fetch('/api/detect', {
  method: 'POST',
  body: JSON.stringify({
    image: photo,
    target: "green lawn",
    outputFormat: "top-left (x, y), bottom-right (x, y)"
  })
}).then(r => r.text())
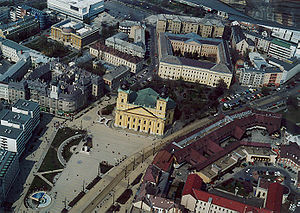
top-left (38, 147), bottom-right (64, 172)
top-left (43, 172), bottom-right (60, 184)
top-left (52, 127), bottom-right (86, 149)
top-left (39, 127), bottom-right (86, 172)
top-left (62, 136), bottom-right (84, 162)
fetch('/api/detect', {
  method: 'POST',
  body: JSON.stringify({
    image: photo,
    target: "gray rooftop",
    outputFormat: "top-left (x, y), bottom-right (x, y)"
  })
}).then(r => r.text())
top-left (0, 37), bottom-right (30, 52)
top-left (0, 125), bottom-right (23, 140)
top-left (1, 110), bottom-right (31, 126)
top-left (232, 25), bottom-right (246, 44)
top-left (103, 65), bottom-right (130, 82)
top-left (0, 57), bottom-right (31, 82)
top-left (269, 57), bottom-right (300, 71)
top-left (13, 99), bottom-right (39, 112)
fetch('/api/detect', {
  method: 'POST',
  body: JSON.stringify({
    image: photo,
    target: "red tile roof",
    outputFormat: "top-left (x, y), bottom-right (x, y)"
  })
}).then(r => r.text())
top-left (182, 174), bottom-right (203, 196)
top-left (265, 182), bottom-right (283, 213)
top-left (192, 189), bottom-right (272, 213)
top-left (143, 165), bottom-right (161, 184)
top-left (153, 150), bottom-right (173, 172)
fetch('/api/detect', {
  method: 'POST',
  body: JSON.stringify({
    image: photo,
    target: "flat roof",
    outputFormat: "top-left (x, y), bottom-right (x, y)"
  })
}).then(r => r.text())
top-left (0, 124), bottom-right (23, 140)
top-left (2, 110), bottom-right (31, 126)
top-left (13, 99), bottom-right (39, 112)
top-left (271, 38), bottom-right (291, 49)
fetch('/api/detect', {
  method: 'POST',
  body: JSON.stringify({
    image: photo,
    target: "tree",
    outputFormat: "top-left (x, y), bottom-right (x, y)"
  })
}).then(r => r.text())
top-left (287, 95), bottom-right (298, 109)
top-left (215, 79), bottom-right (228, 97)
top-left (261, 86), bottom-right (271, 96)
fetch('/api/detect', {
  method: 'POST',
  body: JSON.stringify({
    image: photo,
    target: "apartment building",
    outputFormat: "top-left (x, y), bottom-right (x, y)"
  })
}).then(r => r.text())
top-left (15, 4), bottom-right (49, 29)
top-left (0, 100), bottom-right (39, 155)
top-left (90, 42), bottom-right (143, 73)
top-left (244, 30), bottom-right (272, 53)
top-left (119, 20), bottom-right (141, 34)
top-left (0, 37), bottom-right (51, 65)
top-left (181, 174), bottom-right (281, 213)
top-left (105, 32), bottom-right (145, 58)
top-left (231, 25), bottom-right (255, 55)
top-left (103, 65), bottom-right (131, 91)
top-left (239, 68), bottom-right (265, 87)
top-left (51, 19), bottom-right (100, 49)
top-left (156, 14), bottom-right (225, 38)
top-left (114, 82), bottom-right (176, 136)
top-left (0, 16), bottom-right (40, 40)
top-left (262, 67), bottom-right (283, 87)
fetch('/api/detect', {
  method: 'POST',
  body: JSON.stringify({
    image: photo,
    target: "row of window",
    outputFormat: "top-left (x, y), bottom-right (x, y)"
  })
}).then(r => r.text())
top-left (118, 121), bottom-right (161, 134)
top-left (119, 115), bottom-right (161, 127)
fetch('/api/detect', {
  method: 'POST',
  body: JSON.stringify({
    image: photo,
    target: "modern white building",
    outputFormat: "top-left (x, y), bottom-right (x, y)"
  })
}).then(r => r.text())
top-left (47, 0), bottom-right (104, 21)
top-left (268, 38), bottom-right (297, 61)
top-left (0, 100), bottom-right (39, 155)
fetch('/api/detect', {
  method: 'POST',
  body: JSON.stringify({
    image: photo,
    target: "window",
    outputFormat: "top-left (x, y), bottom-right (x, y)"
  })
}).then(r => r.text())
top-left (144, 121), bottom-right (146, 124)
top-left (128, 117), bottom-right (130, 121)
top-left (160, 106), bottom-right (162, 110)
top-left (121, 99), bottom-right (124, 103)
top-left (157, 123), bottom-right (160, 127)
top-left (133, 118), bottom-right (135, 122)
top-left (120, 115), bottom-right (122, 119)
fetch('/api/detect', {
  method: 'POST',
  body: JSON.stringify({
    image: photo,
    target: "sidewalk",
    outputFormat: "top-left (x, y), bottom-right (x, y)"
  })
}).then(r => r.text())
top-left (95, 156), bottom-right (154, 213)
top-left (10, 117), bottom-right (64, 212)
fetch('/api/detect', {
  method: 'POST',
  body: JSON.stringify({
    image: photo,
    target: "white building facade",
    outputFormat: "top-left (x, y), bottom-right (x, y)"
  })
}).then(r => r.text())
top-left (47, 0), bottom-right (104, 20)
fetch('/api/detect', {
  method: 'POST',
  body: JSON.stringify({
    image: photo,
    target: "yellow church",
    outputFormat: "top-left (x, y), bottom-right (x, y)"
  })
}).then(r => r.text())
top-left (114, 81), bottom-right (176, 136)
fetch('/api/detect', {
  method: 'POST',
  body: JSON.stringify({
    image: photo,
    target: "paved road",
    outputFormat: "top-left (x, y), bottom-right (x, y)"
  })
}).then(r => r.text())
top-left (234, 165), bottom-right (300, 196)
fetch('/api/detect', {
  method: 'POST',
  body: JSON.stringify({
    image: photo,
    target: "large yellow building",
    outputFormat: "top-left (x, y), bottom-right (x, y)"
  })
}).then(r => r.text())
top-left (156, 14), bottom-right (225, 38)
top-left (114, 82), bottom-right (176, 136)
top-left (158, 32), bottom-right (233, 88)
top-left (51, 19), bottom-right (99, 49)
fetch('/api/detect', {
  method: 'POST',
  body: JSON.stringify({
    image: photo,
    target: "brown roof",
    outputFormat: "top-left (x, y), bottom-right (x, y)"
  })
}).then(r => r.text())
top-left (280, 143), bottom-right (300, 165)
top-left (265, 182), bottom-right (283, 213)
top-left (90, 42), bottom-right (143, 64)
top-left (153, 150), bottom-right (173, 172)
top-left (182, 174), bottom-right (203, 196)
top-left (143, 165), bottom-right (161, 184)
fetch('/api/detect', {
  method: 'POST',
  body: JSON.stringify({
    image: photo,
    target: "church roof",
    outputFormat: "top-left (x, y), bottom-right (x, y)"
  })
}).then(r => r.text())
top-left (128, 88), bottom-right (176, 109)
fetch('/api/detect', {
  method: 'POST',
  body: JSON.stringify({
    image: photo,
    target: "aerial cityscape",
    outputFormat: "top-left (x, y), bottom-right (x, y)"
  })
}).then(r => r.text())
top-left (0, 0), bottom-right (299, 212)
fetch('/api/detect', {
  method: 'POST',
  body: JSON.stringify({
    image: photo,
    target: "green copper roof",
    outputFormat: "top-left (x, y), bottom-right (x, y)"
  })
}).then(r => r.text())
top-left (271, 38), bottom-right (291, 49)
top-left (128, 88), bottom-right (176, 109)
